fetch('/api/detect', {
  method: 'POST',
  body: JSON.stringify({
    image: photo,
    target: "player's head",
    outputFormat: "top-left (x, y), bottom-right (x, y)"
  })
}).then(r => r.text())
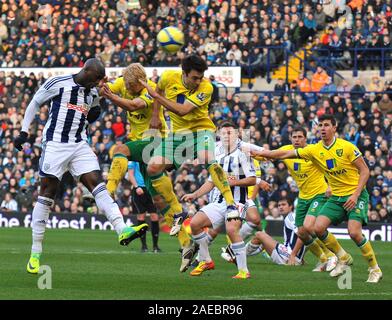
top-left (218, 120), bottom-right (238, 149)
top-left (181, 55), bottom-right (208, 90)
top-left (123, 63), bottom-right (147, 94)
top-left (318, 114), bottom-right (337, 141)
top-left (278, 198), bottom-right (293, 216)
top-left (79, 58), bottom-right (105, 89)
top-left (290, 126), bottom-right (307, 149)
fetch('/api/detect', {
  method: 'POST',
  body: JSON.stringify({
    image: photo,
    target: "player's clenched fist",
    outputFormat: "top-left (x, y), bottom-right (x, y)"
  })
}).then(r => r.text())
top-left (14, 131), bottom-right (28, 151)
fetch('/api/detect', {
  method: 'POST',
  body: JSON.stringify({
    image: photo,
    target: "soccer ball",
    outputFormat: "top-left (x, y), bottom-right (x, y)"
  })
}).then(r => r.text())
top-left (157, 26), bottom-right (184, 53)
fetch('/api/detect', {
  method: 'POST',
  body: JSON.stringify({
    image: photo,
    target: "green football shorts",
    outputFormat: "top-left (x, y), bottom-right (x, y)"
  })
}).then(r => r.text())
top-left (318, 189), bottom-right (369, 226)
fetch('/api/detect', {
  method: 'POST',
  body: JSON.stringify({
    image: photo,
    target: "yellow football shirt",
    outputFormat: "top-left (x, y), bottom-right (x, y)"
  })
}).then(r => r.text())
top-left (279, 145), bottom-right (328, 200)
top-left (296, 138), bottom-right (363, 196)
top-left (107, 77), bottom-right (168, 141)
top-left (157, 70), bottom-right (216, 133)
top-left (248, 159), bottom-right (261, 197)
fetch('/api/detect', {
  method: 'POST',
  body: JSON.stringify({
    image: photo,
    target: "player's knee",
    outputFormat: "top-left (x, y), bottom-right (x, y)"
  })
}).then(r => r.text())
top-left (190, 217), bottom-right (202, 234)
top-left (247, 212), bottom-right (260, 226)
top-left (313, 223), bottom-right (325, 238)
top-left (150, 213), bottom-right (159, 221)
top-left (147, 162), bottom-right (164, 176)
top-left (303, 222), bottom-right (314, 235)
top-left (113, 144), bottom-right (129, 157)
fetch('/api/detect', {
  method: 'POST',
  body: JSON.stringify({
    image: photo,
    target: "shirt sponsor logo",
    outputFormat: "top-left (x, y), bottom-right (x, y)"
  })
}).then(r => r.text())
top-left (67, 103), bottom-right (89, 116)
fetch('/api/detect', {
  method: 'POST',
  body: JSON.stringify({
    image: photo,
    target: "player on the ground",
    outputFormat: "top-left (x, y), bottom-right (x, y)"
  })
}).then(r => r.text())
top-left (98, 63), bottom-right (195, 271)
top-left (247, 198), bottom-right (306, 266)
top-left (244, 126), bottom-right (337, 271)
top-left (249, 114), bottom-right (382, 283)
top-left (128, 161), bottom-right (161, 253)
top-left (14, 59), bottom-right (148, 274)
top-left (139, 55), bottom-right (239, 237)
top-left (181, 120), bottom-right (256, 279)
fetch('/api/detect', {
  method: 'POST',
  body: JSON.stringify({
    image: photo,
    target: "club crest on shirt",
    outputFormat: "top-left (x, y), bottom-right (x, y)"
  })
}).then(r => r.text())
top-left (197, 92), bottom-right (207, 101)
top-left (336, 149), bottom-right (343, 157)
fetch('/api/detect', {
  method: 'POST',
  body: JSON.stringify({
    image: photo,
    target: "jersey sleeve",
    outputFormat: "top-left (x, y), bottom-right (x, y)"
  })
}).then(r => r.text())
top-left (186, 81), bottom-right (213, 108)
top-left (21, 77), bottom-right (63, 132)
top-left (34, 77), bottom-right (63, 105)
top-left (346, 142), bottom-right (362, 162)
top-left (157, 71), bottom-right (170, 91)
top-left (128, 161), bottom-right (135, 170)
top-left (107, 77), bottom-right (123, 95)
top-left (138, 81), bottom-right (156, 108)
top-left (239, 152), bottom-right (256, 177)
top-left (296, 144), bottom-right (315, 161)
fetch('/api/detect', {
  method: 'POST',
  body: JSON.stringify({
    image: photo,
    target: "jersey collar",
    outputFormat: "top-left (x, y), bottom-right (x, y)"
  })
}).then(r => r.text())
top-left (322, 137), bottom-right (336, 150)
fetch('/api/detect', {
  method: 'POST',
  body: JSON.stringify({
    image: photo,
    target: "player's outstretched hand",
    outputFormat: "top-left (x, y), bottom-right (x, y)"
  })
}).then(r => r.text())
top-left (97, 76), bottom-right (108, 88)
top-left (181, 193), bottom-right (197, 202)
top-left (287, 254), bottom-right (297, 266)
top-left (258, 180), bottom-right (272, 192)
top-left (139, 79), bottom-right (159, 98)
top-left (99, 83), bottom-right (113, 99)
top-left (14, 131), bottom-right (28, 151)
top-left (343, 194), bottom-right (358, 211)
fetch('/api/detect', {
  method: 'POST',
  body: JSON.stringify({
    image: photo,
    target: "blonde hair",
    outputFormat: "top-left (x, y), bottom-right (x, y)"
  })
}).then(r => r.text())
top-left (123, 63), bottom-right (147, 91)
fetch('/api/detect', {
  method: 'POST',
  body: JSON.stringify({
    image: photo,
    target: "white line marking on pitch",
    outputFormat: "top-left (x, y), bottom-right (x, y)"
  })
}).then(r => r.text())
top-left (209, 292), bottom-right (392, 299)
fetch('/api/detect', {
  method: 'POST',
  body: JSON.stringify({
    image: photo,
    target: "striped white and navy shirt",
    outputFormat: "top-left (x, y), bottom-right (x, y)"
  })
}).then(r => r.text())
top-left (208, 141), bottom-right (256, 204)
top-left (283, 212), bottom-right (306, 260)
top-left (24, 75), bottom-right (99, 143)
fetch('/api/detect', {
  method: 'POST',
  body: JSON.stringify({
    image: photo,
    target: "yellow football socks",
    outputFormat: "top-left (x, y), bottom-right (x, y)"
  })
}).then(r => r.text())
top-left (207, 163), bottom-right (235, 205)
top-left (107, 154), bottom-right (129, 196)
top-left (306, 238), bottom-right (328, 263)
top-left (358, 238), bottom-right (379, 269)
top-left (320, 231), bottom-right (348, 259)
top-left (151, 174), bottom-right (183, 214)
top-left (315, 238), bottom-right (336, 259)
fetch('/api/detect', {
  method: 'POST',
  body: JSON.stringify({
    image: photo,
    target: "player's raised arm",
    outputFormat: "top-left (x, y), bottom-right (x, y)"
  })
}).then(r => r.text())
top-left (15, 78), bottom-right (61, 151)
top-left (139, 79), bottom-right (196, 116)
top-left (99, 83), bottom-right (146, 112)
top-left (247, 147), bottom-right (298, 160)
top-left (181, 181), bottom-right (215, 202)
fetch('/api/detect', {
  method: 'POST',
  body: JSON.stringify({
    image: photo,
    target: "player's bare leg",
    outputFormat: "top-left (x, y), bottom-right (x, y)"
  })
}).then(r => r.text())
top-left (147, 156), bottom-right (187, 236)
top-left (348, 220), bottom-right (382, 283)
top-left (189, 212), bottom-right (215, 276)
top-left (226, 218), bottom-right (249, 279)
top-left (27, 177), bottom-right (58, 274)
top-left (81, 170), bottom-right (148, 245)
top-left (314, 215), bottom-right (353, 277)
top-left (302, 216), bottom-right (337, 272)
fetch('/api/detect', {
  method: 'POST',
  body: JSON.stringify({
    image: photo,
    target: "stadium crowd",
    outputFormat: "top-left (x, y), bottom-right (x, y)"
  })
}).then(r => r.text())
top-left (0, 0), bottom-right (391, 223)
top-left (0, 69), bottom-right (391, 222)
top-left (2, 0), bottom-right (390, 72)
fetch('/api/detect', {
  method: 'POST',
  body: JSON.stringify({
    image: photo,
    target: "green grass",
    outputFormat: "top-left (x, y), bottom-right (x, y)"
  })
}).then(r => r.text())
top-left (0, 227), bottom-right (391, 300)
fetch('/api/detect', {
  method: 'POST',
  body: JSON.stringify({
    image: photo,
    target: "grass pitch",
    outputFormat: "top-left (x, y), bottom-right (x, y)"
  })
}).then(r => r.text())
top-left (1, 227), bottom-right (391, 300)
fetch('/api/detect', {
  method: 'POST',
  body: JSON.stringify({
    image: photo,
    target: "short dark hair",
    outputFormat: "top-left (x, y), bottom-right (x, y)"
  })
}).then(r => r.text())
top-left (218, 120), bottom-right (237, 129)
top-left (318, 114), bottom-right (337, 126)
top-left (278, 197), bottom-right (293, 206)
top-left (182, 55), bottom-right (208, 74)
top-left (290, 126), bottom-right (307, 137)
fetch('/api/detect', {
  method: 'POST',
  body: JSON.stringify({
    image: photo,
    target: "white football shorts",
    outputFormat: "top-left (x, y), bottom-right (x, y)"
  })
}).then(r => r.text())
top-left (39, 141), bottom-right (100, 180)
top-left (200, 200), bottom-right (248, 230)
top-left (270, 243), bottom-right (302, 265)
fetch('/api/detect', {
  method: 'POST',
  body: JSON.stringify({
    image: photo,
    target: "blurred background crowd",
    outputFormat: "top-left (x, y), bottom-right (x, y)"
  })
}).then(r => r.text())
top-left (0, 0), bottom-right (391, 223)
